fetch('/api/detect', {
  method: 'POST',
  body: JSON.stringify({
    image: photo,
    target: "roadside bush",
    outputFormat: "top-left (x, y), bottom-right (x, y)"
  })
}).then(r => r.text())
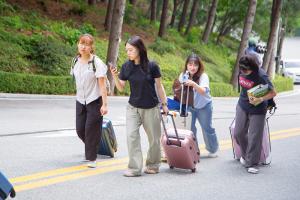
top-left (28, 35), bottom-right (74, 75)
top-left (0, 40), bottom-right (30, 72)
top-left (0, 71), bottom-right (75, 94)
top-left (273, 75), bottom-right (294, 93)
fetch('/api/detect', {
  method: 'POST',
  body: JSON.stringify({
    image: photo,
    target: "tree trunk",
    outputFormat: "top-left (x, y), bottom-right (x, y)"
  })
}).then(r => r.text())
top-left (184, 0), bottom-right (199, 35)
top-left (87, 0), bottom-right (96, 5)
top-left (170, 0), bottom-right (180, 27)
top-left (150, 0), bottom-right (157, 22)
top-left (275, 25), bottom-right (285, 74)
top-left (104, 0), bottom-right (115, 31)
top-left (106, 0), bottom-right (126, 95)
top-left (178, 0), bottom-right (190, 32)
top-left (129, 0), bottom-right (137, 5)
top-left (230, 0), bottom-right (257, 88)
top-left (158, 0), bottom-right (169, 37)
top-left (202, 0), bottom-right (218, 43)
top-left (262, 0), bottom-right (282, 72)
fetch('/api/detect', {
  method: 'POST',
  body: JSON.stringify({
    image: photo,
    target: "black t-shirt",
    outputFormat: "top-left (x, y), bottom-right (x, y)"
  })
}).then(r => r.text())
top-left (238, 68), bottom-right (274, 114)
top-left (119, 60), bottom-right (161, 109)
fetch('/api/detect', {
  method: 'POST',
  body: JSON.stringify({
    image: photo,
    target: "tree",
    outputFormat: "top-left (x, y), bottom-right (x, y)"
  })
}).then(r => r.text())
top-left (87, 0), bottom-right (96, 5)
top-left (106, 0), bottom-right (126, 95)
top-left (158, 0), bottom-right (169, 37)
top-left (202, 0), bottom-right (218, 43)
top-left (184, 0), bottom-right (199, 35)
top-left (178, 0), bottom-right (190, 32)
top-left (170, 0), bottom-right (181, 27)
top-left (230, 0), bottom-right (257, 88)
top-left (215, 0), bottom-right (248, 45)
top-left (104, 0), bottom-right (115, 31)
top-left (275, 25), bottom-right (285, 74)
top-left (150, 0), bottom-right (157, 22)
top-left (262, 0), bottom-right (283, 78)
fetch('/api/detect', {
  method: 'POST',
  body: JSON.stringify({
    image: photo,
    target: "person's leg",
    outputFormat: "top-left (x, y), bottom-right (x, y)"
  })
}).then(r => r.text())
top-left (197, 102), bottom-right (219, 154)
top-left (189, 107), bottom-right (198, 145)
top-left (245, 114), bottom-right (265, 167)
top-left (126, 104), bottom-right (143, 175)
top-left (76, 101), bottom-right (86, 143)
top-left (234, 104), bottom-right (249, 160)
top-left (85, 98), bottom-right (102, 162)
top-left (141, 106), bottom-right (161, 173)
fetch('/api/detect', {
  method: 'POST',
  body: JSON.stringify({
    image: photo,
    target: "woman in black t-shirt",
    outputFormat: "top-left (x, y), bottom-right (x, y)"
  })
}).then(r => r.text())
top-left (110, 35), bottom-right (169, 177)
top-left (234, 54), bottom-right (276, 174)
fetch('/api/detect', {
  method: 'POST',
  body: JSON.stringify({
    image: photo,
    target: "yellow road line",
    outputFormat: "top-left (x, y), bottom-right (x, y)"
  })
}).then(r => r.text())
top-left (14, 163), bottom-right (127, 192)
top-left (11, 157), bottom-right (128, 184)
top-left (9, 127), bottom-right (300, 192)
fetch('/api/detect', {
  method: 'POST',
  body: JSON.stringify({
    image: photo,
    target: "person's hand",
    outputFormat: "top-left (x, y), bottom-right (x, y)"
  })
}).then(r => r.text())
top-left (162, 105), bottom-right (169, 116)
top-left (184, 80), bottom-right (195, 87)
top-left (100, 105), bottom-right (108, 116)
top-left (110, 65), bottom-right (118, 77)
top-left (249, 96), bottom-right (264, 105)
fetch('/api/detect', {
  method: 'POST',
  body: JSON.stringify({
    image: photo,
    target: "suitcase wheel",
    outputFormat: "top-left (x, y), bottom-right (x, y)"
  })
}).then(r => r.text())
top-left (191, 168), bottom-right (196, 173)
top-left (170, 166), bottom-right (174, 169)
top-left (10, 188), bottom-right (16, 198)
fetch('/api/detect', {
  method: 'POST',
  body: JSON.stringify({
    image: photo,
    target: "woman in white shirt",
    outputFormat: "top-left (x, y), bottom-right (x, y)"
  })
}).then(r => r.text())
top-left (181, 53), bottom-right (219, 158)
top-left (71, 34), bottom-right (108, 168)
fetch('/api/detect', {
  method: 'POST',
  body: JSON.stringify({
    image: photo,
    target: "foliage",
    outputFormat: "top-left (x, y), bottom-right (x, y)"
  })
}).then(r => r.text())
top-left (273, 75), bottom-right (294, 93)
top-left (27, 35), bottom-right (74, 75)
top-left (149, 38), bottom-right (176, 55)
top-left (0, 71), bottom-right (75, 94)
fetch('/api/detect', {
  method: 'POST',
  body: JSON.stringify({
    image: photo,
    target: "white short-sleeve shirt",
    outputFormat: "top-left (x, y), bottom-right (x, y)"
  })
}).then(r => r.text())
top-left (71, 55), bottom-right (107, 105)
top-left (193, 73), bottom-right (212, 109)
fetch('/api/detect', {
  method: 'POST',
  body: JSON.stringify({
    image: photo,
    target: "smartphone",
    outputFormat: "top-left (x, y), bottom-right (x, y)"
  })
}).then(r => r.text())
top-left (108, 62), bottom-right (115, 69)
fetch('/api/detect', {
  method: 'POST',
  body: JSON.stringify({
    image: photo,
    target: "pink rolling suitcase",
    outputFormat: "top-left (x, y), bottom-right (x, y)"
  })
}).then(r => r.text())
top-left (161, 113), bottom-right (200, 172)
top-left (229, 118), bottom-right (271, 165)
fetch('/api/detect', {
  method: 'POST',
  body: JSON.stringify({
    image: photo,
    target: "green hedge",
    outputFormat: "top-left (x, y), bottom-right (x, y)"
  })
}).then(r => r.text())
top-left (0, 71), bottom-right (75, 94)
top-left (0, 71), bottom-right (293, 96)
top-left (273, 76), bottom-right (294, 93)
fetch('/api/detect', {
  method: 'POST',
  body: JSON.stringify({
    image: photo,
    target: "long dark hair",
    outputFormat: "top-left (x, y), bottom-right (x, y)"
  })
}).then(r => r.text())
top-left (183, 53), bottom-right (204, 82)
top-left (126, 35), bottom-right (149, 72)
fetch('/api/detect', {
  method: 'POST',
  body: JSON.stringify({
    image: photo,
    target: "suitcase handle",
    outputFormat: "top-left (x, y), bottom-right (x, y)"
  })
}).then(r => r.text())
top-left (160, 112), bottom-right (181, 146)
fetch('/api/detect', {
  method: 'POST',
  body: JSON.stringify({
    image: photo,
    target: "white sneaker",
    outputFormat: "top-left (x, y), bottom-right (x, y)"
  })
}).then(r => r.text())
top-left (87, 161), bottom-right (97, 168)
top-left (247, 167), bottom-right (259, 174)
top-left (240, 157), bottom-right (246, 166)
top-left (207, 152), bottom-right (218, 158)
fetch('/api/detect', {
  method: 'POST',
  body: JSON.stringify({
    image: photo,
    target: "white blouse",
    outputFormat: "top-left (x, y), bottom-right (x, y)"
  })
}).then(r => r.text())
top-left (71, 55), bottom-right (107, 105)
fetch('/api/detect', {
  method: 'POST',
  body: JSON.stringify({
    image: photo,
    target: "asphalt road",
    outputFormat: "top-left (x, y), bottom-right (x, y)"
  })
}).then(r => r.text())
top-left (0, 85), bottom-right (300, 200)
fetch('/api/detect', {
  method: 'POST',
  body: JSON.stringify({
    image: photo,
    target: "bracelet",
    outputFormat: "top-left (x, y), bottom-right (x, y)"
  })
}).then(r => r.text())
top-left (161, 102), bottom-right (168, 106)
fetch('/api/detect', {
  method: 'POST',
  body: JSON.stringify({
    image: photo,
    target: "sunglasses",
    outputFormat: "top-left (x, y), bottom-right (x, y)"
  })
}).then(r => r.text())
top-left (239, 64), bottom-right (251, 71)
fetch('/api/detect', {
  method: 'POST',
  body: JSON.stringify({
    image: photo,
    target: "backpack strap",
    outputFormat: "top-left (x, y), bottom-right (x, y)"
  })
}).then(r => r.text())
top-left (88, 55), bottom-right (96, 72)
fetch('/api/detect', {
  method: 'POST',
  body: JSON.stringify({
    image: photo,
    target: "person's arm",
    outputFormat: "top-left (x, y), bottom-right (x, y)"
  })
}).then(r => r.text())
top-left (110, 66), bottom-right (126, 92)
top-left (185, 74), bottom-right (209, 96)
top-left (155, 77), bottom-right (169, 114)
top-left (98, 77), bottom-right (108, 115)
top-left (249, 89), bottom-right (277, 105)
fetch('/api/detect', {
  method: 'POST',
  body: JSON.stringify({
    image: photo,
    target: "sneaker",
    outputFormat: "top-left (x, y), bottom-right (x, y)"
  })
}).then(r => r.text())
top-left (240, 157), bottom-right (246, 166)
top-left (207, 152), bottom-right (218, 158)
top-left (161, 156), bottom-right (168, 163)
top-left (87, 161), bottom-right (97, 168)
top-left (247, 167), bottom-right (259, 174)
top-left (123, 170), bottom-right (141, 177)
top-left (144, 167), bottom-right (159, 174)
top-left (80, 159), bottom-right (90, 163)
